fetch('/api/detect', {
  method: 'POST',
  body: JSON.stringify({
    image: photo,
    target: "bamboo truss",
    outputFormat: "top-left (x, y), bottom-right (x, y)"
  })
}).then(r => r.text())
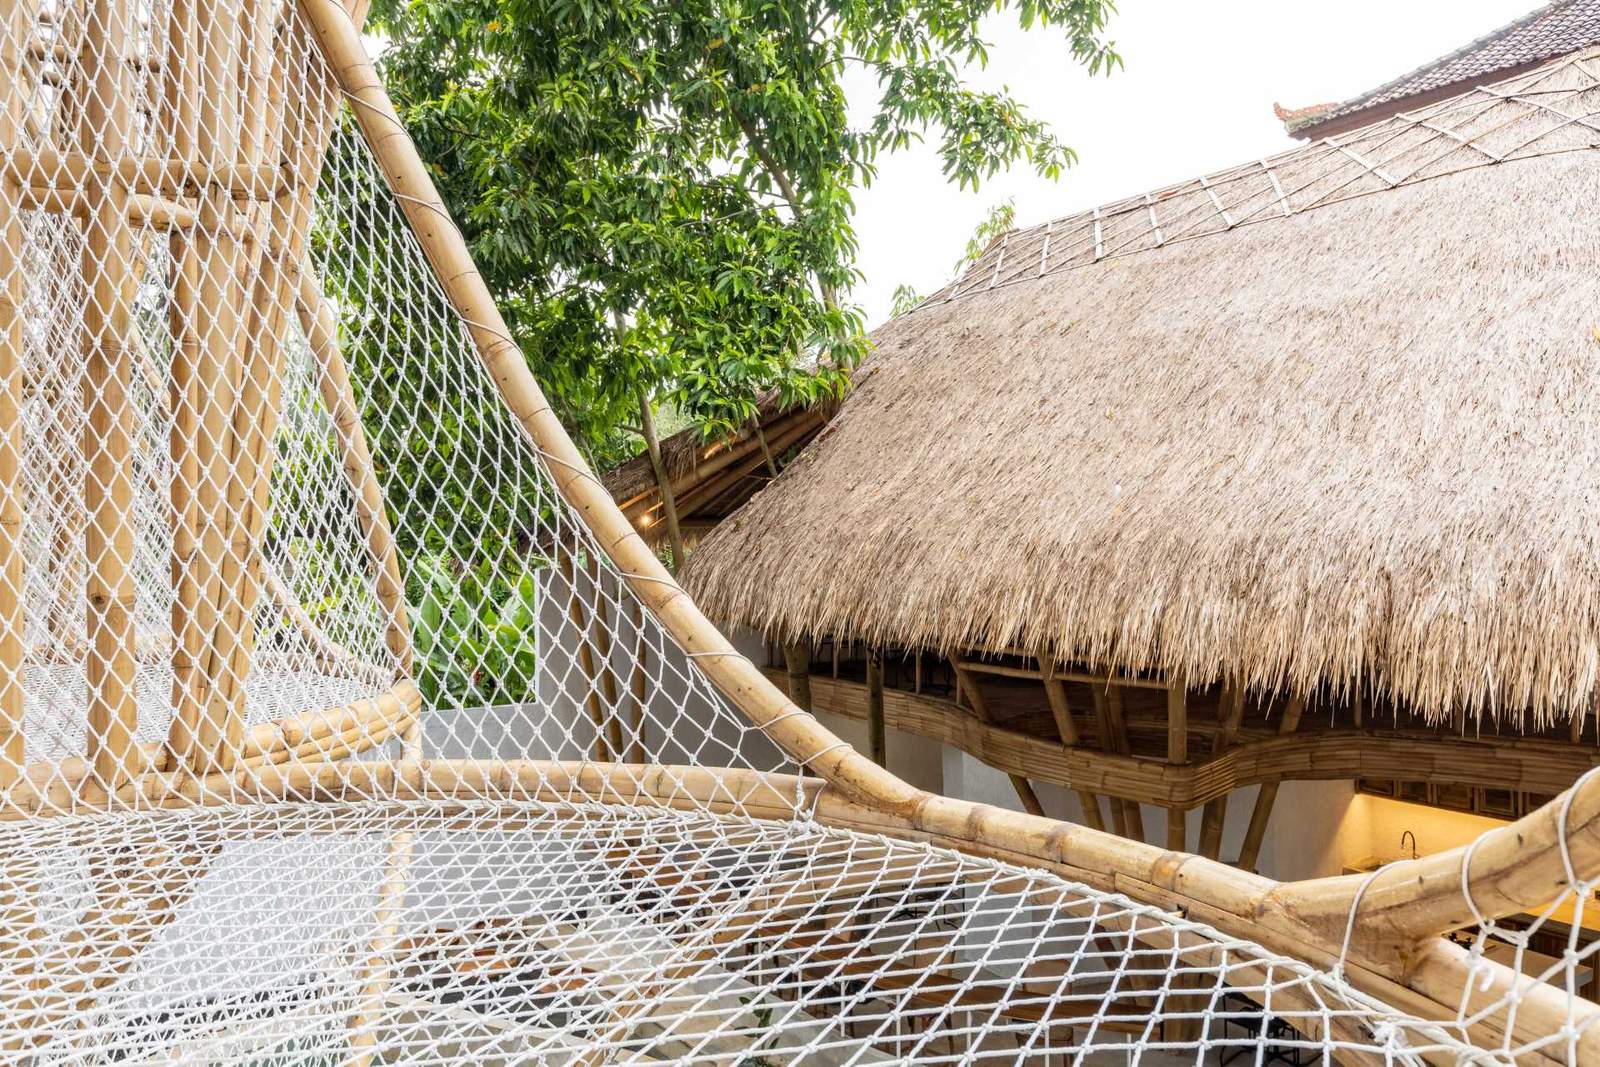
top-left (0, 1), bottom-right (1596, 1062)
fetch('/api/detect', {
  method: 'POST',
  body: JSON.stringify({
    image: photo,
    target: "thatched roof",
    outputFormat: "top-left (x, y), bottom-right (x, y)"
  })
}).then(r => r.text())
top-left (683, 48), bottom-right (1600, 726)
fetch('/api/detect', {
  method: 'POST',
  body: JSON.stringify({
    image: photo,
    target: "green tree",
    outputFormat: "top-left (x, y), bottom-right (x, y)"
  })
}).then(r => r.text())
top-left (368, 0), bottom-right (1119, 565)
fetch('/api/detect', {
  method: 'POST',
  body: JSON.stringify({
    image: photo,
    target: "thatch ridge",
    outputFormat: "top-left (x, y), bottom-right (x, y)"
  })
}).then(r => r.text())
top-left (921, 47), bottom-right (1600, 310)
top-left (683, 48), bottom-right (1600, 726)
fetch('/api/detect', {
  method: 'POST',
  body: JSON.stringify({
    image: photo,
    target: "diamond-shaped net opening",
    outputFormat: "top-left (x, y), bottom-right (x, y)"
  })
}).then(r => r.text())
top-left (0, 1), bottom-right (1596, 1064)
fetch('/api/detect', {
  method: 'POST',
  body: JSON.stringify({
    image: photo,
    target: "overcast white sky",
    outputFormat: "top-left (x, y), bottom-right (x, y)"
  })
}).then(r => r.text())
top-left (846, 0), bottom-right (1537, 326)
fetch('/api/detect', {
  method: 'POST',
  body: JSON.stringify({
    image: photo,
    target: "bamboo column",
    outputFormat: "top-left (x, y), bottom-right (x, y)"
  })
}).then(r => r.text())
top-left (1039, 659), bottom-right (1104, 832)
top-left (783, 640), bottom-right (811, 712)
top-left (79, 0), bottom-right (142, 790)
top-left (1198, 684), bottom-right (1245, 860)
top-left (628, 601), bottom-right (649, 763)
top-left (174, 0), bottom-right (248, 771)
top-left (1237, 694), bottom-right (1306, 872)
top-left (561, 553), bottom-right (613, 761)
top-left (587, 553), bottom-right (624, 759)
top-left (1093, 684), bottom-right (1143, 840)
top-left (866, 648), bottom-right (885, 767)
top-left (1165, 675), bottom-right (1187, 852)
top-left (0, 0), bottom-right (33, 787)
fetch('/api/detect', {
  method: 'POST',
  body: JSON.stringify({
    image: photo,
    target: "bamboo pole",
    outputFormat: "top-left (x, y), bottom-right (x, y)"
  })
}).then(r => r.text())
top-left (293, 268), bottom-right (411, 671)
top-left (628, 601), bottom-right (648, 763)
top-left (560, 554), bottom-right (612, 762)
top-left (289, 17), bottom-right (1596, 1051)
top-left (164, 223), bottom-right (204, 766)
top-left (587, 553), bottom-right (624, 760)
top-left (1237, 695), bottom-right (1305, 872)
top-left (1165, 673), bottom-right (1187, 851)
top-left (1039, 659), bottom-right (1105, 832)
top-left (0, 0), bottom-right (33, 787)
top-left (79, 0), bottom-right (142, 790)
top-left (782, 640), bottom-right (811, 712)
top-left (1198, 683), bottom-right (1244, 860)
top-left (866, 648), bottom-right (885, 767)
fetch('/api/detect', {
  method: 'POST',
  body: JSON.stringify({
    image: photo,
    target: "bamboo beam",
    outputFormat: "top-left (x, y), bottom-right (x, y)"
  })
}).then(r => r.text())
top-left (0, 0), bottom-right (32, 787)
top-left (866, 648), bottom-right (885, 767)
top-left (1040, 659), bottom-right (1105, 832)
top-left (3, 148), bottom-right (288, 199)
top-left (959, 657), bottom-right (1169, 691)
top-left (294, 269), bottom-right (412, 673)
top-left (79, 0), bottom-right (142, 790)
top-left (1198, 683), bottom-right (1245, 860)
top-left (1237, 695), bottom-right (1306, 872)
top-left (954, 664), bottom-right (1044, 817)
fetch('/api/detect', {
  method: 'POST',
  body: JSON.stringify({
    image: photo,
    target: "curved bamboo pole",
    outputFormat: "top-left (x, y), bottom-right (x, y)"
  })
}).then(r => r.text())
top-left (293, 4), bottom-right (1600, 1057)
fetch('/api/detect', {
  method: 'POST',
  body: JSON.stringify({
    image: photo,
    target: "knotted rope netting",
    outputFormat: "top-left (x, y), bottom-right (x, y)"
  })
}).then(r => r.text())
top-left (0, 1), bottom-right (1597, 1063)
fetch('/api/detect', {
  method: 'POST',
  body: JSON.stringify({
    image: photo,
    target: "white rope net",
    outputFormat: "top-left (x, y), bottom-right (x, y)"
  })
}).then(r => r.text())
top-left (0, 1), bottom-right (1595, 1063)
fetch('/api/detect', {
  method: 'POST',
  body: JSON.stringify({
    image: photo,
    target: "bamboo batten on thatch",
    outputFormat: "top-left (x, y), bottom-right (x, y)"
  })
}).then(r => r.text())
top-left (684, 47), bottom-right (1600, 728)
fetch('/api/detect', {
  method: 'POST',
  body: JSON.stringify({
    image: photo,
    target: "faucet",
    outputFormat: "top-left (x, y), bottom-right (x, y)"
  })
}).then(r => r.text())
top-left (1400, 830), bottom-right (1418, 860)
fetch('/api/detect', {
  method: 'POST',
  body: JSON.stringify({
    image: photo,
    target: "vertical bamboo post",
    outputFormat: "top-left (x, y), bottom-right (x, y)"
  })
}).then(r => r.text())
top-left (1198, 684), bottom-right (1244, 860)
top-left (79, 0), bottom-right (143, 790)
top-left (165, 225), bottom-right (204, 766)
top-left (954, 663), bottom-right (1044, 817)
top-left (1165, 673), bottom-right (1187, 851)
top-left (1237, 694), bottom-right (1306, 872)
top-left (0, 0), bottom-right (33, 787)
top-left (1093, 683), bottom-right (1142, 840)
top-left (628, 601), bottom-right (648, 763)
top-left (1039, 659), bottom-right (1105, 832)
top-left (293, 269), bottom-right (411, 672)
top-left (587, 553), bottom-right (624, 759)
top-left (783, 640), bottom-right (811, 712)
top-left (866, 648), bottom-right (885, 767)
top-left (560, 553), bottom-right (612, 761)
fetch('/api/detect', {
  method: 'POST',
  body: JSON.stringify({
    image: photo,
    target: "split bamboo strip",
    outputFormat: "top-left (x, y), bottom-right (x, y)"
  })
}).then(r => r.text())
top-left (1040, 660), bottom-right (1104, 832)
top-left (1237, 695), bottom-right (1306, 872)
top-left (0, 0), bottom-right (32, 787)
top-left (78, 0), bottom-right (142, 790)
top-left (294, 267), bottom-right (411, 670)
top-left (292, 15), bottom-right (1588, 1051)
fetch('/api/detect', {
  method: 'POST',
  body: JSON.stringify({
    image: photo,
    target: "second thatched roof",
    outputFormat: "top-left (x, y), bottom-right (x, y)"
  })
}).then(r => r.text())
top-left (683, 48), bottom-right (1600, 726)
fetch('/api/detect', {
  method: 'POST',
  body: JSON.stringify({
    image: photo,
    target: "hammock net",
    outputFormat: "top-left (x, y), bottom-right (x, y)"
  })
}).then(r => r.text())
top-left (0, 0), bottom-right (1596, 1063)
